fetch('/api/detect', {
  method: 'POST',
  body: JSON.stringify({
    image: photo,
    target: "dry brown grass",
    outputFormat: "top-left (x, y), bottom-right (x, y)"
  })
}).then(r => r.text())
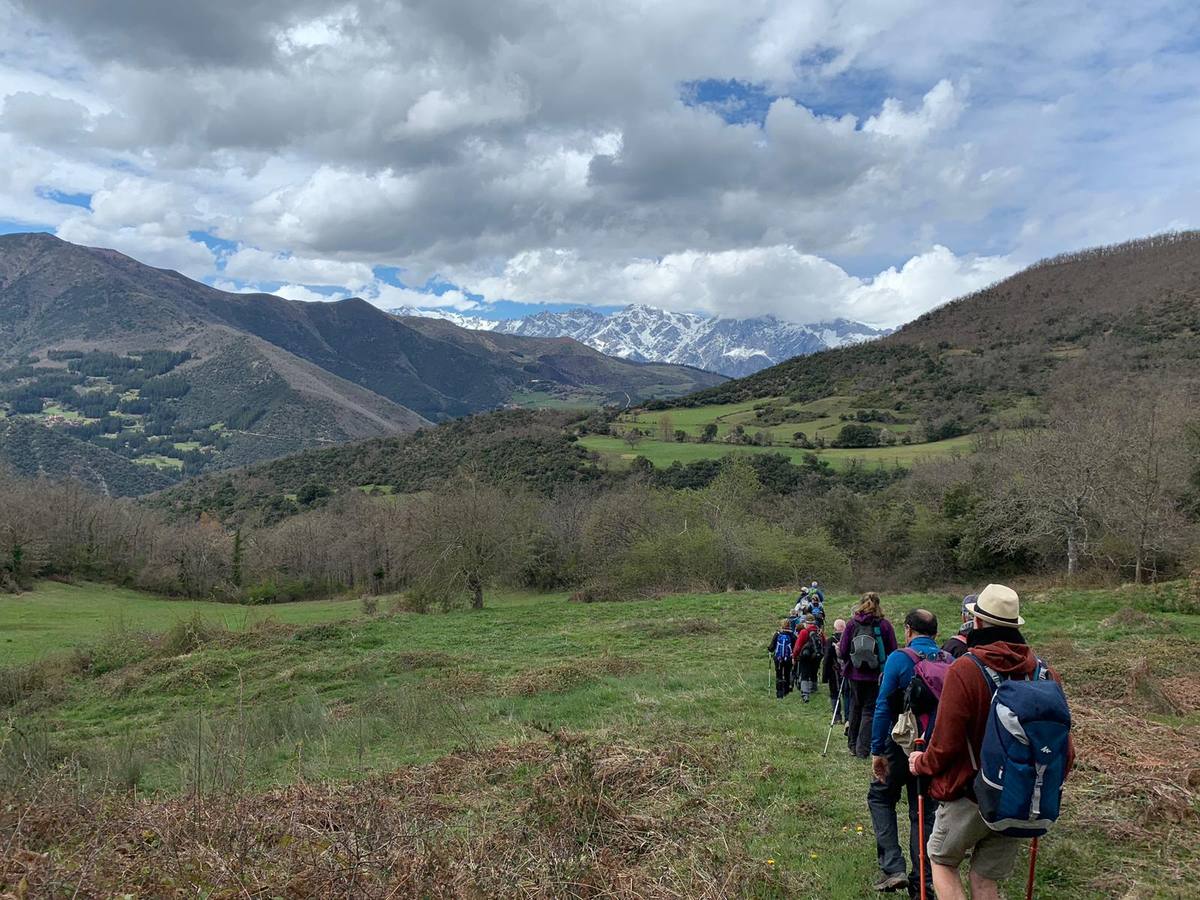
top-left (504, 656), bottom-right (643, 697)
top-left (1050, 637), bottom-right (1200, 893)
top-left (0, 733), bottom-right (791, 899)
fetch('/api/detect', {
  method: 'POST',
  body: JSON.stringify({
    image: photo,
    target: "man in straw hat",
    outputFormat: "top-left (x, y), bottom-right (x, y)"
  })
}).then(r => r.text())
top-left (908, 585), bottom-right (1075, 900)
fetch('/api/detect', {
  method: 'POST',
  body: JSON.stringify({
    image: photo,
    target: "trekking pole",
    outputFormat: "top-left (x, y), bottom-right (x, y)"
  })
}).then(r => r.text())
top-left (1025, 836), bottom-right (1039, 900)
top-left (915, 735), bottom-right (928, 900)
top-left (821, 690), bottom-right (842, 756)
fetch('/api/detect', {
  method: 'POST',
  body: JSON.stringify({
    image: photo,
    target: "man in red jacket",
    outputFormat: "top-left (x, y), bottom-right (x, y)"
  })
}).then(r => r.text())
top-left (791, 613), bottom-right (823, 702)
top-left (908, 585), bottom-right (1074, 900)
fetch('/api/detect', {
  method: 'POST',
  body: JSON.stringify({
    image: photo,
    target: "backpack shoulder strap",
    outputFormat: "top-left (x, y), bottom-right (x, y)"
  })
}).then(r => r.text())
top-left (968, 653), bottom-right (1002, 695)
top-left (1032, 658), bottom-right (1049, 681)
top-left (900, 647), bottom-right (921, 663)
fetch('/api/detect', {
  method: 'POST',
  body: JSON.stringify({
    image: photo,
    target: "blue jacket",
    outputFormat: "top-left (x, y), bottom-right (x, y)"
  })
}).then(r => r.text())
top-left (870, 635), bottom-right (940, 756)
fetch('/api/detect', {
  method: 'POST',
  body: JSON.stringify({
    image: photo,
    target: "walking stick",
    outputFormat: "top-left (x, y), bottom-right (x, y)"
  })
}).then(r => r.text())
top-left (1025, 836), bottom-right (1039, 900)
top-left (821, 689), bottom-right (843, 756)
top-left (915, 735), bottom-right (928, 900)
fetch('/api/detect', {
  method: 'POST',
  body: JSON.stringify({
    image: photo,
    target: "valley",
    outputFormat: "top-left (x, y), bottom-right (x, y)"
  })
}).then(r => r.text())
top-left (4, 8), bottom-right (1197, 899)
top-left (0, 234), bottom-right (721, 487)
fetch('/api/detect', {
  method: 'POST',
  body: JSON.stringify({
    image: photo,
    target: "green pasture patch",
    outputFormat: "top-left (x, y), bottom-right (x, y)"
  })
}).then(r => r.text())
top-left (133, 454), bottom-right (184, 470)
top-left (0, 581), bottom-right (356, 665)
top-left (579, 433), bottom-right (975, 470)
top-left (39, 404), bottom-right (82, 420)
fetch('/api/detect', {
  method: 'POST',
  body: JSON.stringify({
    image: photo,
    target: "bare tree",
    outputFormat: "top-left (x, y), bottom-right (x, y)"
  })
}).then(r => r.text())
top-left (405, 475), bottom-right (531, 608)
top-left (657, 413), bottom-right (674, 442)
top-left (1100, 393), bottom-right (1192, 582)
top-left (623, 429), bottom-right (644, 451)
top-left (977, 407), bottom-right (1123, 575)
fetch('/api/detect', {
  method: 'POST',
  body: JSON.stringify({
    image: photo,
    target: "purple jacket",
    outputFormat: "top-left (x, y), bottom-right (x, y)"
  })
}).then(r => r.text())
top-left (837, 612), bottom-right (898, 682)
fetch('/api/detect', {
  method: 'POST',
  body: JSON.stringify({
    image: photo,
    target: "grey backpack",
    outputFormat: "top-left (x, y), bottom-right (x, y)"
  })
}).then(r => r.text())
top-left (849, 623), bottom-right (884, 670)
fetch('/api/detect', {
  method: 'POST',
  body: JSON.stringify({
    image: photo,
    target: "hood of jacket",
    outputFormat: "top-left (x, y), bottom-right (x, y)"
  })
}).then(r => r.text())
top-left (851, 611), bottom-right (879, 626)
top-left (970, 640), bottom-right (1037, 677)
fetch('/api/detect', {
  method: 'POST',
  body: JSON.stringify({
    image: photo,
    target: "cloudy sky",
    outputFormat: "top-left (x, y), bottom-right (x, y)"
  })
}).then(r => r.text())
top-left (2, 1), bottom-right (1198, 327)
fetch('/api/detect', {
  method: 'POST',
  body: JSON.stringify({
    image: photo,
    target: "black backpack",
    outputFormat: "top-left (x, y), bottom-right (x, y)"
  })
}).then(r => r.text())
top-left (799, 629), bottom-right (825, 660)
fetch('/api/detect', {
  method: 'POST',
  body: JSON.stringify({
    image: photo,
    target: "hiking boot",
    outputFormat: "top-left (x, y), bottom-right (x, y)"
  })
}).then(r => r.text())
top-left (872, 872), bottom-right (908, 892)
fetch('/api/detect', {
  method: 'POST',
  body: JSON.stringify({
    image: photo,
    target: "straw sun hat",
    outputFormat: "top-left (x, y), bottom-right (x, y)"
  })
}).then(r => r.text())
top-left (966, 583), bottom-right (1025, 627)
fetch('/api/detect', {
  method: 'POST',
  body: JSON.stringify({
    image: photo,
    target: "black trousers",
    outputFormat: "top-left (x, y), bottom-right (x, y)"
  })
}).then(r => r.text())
top-left (867, 742), bottom-right (937, 895)
top-left (847, 678), bottom-right (879, 758)
top-left (774, 658), bottom-right (793, 698)
top-left (795, 656), bottom-right (820, 698)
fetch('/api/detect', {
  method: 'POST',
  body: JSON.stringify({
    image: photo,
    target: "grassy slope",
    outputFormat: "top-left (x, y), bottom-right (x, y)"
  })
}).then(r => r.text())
top-left (580, 433), bottom-right (976, 470)
top-left (4, 581), bottom-right (1198, 897)
top-left (0, 581), bottom-right (356, 665)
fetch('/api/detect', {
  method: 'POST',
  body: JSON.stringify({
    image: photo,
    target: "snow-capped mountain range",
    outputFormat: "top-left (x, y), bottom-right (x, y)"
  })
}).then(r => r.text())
top-left (389, 304), bottom-right (889, 377)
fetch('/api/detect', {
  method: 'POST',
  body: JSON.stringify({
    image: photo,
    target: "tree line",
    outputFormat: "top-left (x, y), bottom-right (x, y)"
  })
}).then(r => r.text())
top-left (2, 388), bottom-right (1197, 606)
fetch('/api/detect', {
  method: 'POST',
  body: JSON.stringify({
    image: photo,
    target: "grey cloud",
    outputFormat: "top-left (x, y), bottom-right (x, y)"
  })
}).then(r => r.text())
top-left (16, 0), bottom-right (336, 68)
top-left (1, 92), bottom-right (91, 146)
top-left (4, 0), bottom-right (1197, 324)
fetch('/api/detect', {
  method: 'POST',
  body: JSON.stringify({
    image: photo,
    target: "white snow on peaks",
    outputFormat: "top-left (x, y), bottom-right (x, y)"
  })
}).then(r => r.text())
top-left (388, 304), bottom-right (889, 377)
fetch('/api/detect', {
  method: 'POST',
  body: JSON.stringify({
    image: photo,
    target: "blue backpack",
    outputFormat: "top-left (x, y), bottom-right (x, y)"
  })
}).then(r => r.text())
top-left (969, 655), bottom-right (1072, 838)
top-left (773, 631), bottom-right (794, 662)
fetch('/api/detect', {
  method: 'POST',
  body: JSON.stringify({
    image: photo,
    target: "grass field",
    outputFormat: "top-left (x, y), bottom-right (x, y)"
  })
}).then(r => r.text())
top-left (0, 581), bottom-right (356, 665)
top-left (2, 580), bottom-right (1197, 896)
top-left (132, 453), bottom-right (184, 470)
top-left (618, 395), bottom-right (920, 445)
top-left (580, 432), bottom-right (976, 470)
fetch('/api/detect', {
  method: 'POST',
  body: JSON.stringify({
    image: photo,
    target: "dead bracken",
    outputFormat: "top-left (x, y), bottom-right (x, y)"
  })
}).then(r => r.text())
top-left (0, 734), bottom-right (792, 899)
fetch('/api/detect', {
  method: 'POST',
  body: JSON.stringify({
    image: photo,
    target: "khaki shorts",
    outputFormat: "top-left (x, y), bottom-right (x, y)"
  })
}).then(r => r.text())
top-left (927, 797), bottom-right (1024, 881)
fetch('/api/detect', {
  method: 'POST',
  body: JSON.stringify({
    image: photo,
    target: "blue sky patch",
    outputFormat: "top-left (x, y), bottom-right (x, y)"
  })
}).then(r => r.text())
top-left (681, 79), bottom-right (775, 126)
top-left (189, 230), bottom-right (239, 261)
top-left (35, 187), bottom-right (91, 209)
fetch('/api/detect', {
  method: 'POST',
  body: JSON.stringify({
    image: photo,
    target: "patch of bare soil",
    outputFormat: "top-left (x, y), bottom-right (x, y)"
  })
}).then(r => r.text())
top-left (0, 734), bottom-right (792, 899)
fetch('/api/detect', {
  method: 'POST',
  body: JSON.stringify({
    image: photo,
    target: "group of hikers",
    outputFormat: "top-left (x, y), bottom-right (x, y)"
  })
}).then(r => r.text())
top-left (767, 584), bottom-right (1073, 899)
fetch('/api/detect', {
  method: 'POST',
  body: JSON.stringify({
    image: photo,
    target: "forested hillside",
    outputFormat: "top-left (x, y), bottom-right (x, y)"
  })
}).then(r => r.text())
top-left (669, 233), bottom-right (1200, 439)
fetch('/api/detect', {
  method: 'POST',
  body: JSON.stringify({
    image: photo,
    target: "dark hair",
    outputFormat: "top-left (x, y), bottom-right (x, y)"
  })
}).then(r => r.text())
top-left (904, 609), bottom-right (938, 637)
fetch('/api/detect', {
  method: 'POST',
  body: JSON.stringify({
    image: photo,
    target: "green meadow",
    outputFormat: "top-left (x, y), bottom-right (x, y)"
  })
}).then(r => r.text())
top-left (2, 580), bottom-right (1196, 897)
top-left (580, 432), bottom-right (976, 470)
top-left (0, 581), bottom-right (355, 665)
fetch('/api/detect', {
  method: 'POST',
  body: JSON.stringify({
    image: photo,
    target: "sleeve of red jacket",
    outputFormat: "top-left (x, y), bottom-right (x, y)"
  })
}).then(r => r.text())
top-left (912, 662), bottom-right (973, 777)
top-left (792, 627), bottom-right (807, 662)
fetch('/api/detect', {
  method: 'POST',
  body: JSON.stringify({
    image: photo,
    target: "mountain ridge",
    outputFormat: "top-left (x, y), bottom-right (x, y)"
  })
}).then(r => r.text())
top-left (389, 303), bottom-right (888, 376)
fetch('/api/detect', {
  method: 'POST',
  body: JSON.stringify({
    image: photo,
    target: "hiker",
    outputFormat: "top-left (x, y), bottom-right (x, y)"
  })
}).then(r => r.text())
top-left (810, 593), bottom-right (826, 630)
top-left (868, 609), bottom-right (948, 896)
top-left (839, 592), bottom-right (898, 758)
top-left (909, 585), bottom-right (1075, 900)
top-left (809, 581), bottom-right (825, 604)
top-left (941, 594), bottom-right (976, 660)
top-left (823, 617), bottom-right (847, 722)
top-left (792, 587), bottom-right (811, 617)
top-left (791, 613), bottom-right (824, 702)
top-left (768, 619), bottom-right (796, 699)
